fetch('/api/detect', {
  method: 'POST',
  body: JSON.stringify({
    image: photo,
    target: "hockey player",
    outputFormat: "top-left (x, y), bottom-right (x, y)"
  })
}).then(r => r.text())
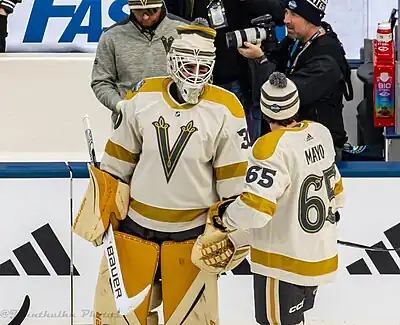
top-left (192, 72), bottom-right (345, 325)
top-left (73, 19), bottom-right (250, 325)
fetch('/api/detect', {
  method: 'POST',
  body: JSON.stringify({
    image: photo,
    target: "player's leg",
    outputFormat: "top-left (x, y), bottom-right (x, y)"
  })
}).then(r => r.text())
top-left (93, 232), bottom-right (161, 325)
top-left (253, 274), bottom-right (306, 325)
top-left (302, 286), bottom-right (318, 324)
top-left (161, 240), bottom-right (219, 325)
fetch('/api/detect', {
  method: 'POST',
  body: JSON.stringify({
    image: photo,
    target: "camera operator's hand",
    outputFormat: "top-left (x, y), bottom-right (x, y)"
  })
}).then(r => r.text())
top-left (0, 0), bottom-right (22, 14)
top-left (238, 42), bottom-right (264, 60)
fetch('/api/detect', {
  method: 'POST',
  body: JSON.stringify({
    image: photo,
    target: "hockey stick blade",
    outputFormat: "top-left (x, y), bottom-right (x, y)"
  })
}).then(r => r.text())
top-left (8, 295), bottom-right (30, 325)
top-left (104, 226), bottom-right (150, 314)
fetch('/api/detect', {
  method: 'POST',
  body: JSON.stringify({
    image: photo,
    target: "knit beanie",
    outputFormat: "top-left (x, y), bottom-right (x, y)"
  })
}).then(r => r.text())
top-left (285, 0), bottom-right (327, 26)
top-left (129, 0), bottom-right (163, 9)
top-left (260, 72), bottom-right (300, 120)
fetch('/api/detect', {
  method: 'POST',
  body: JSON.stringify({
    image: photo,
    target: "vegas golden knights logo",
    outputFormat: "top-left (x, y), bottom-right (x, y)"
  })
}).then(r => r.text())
top-left (153, 116), bottom-right (198, 182)
top-left (161, 36), bottom-right (174, 54)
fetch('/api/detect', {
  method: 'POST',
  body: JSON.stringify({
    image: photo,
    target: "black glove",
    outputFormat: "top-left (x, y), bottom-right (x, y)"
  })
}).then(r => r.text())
top-left (0, 0), bottom-right (22, 14)
top-left (210, 196), bottom-right (239, 232)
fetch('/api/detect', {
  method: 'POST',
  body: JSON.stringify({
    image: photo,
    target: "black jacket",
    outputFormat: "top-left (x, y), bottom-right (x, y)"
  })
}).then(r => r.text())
top-left (166, 0), bottom-right (284, 85)
top-left (0, 15), bottom-right (7, 53)
top-left (257, 22), bottom-right (352, 147)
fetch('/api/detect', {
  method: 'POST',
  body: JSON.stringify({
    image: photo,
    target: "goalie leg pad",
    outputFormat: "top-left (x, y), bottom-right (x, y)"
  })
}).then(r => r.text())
top-left (93, 232), bottom-right (160, 325)
top-left (161, 240), bottom-right (219, 325)
top-left (72, 164), bottom-right (130, 246)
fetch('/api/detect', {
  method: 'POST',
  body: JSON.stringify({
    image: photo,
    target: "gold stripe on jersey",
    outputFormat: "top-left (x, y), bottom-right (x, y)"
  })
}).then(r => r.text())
top-left (253, 121), bottom-right (310, 161)
top-left (240, 192), bottom-right (276, 216)
top-left (130, 198), bottom-right (208, 223)
top-left (334, 178), bottom-right (343, 196)
top-left (251, 248), bottom-right (338, 276)
top-left (202, 85), bottom-right (245, 118)
top-left (104, 140), bottom-right (139, 164)
top-left (267, 278), bottom-right (279, 325)
top-left (176, 25), bottom-right (217, 38)
top-left (153, 116), bottom-right (198, 183)
top-left (214, 161), bottom-right (248, 181)
top-left (124, 77), bottom-right (245, 117)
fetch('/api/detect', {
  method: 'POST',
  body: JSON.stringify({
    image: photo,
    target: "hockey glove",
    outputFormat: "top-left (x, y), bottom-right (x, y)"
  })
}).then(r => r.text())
top-left (72, 164), bottom-right (130, 246)
top-left (191, 198), bottom-right (250, 274)
top-left (0, 0), bottom-right (22, 14)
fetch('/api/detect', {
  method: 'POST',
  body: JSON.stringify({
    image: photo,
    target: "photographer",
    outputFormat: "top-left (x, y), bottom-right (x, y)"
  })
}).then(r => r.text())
top-left (238, 0), bottom-right (353, 160)
top-left (167, 0), bottom-right (284, 132)
top-left (0, 0), bottom-right (21, 52)
top-left (225, 13), bottom-right (279, 141)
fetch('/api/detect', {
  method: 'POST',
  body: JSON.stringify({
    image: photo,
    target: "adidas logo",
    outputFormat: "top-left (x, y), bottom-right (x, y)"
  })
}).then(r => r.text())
top-left (306, 133), bottom-right (314, 141)
top-left (346, 222), bottom-right (400, 275)
top-left (0, 223), bottom-right (79, 276)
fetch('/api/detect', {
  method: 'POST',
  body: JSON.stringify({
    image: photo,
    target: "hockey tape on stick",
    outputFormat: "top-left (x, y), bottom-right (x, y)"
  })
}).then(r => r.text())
top-left (83, 114), bottom-right (98, 166)
top-left (82, 115), bottom-right (150, 315)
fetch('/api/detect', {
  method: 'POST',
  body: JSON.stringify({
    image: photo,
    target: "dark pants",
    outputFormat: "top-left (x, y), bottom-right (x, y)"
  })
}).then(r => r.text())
top-left (334, 146), bottom-right (343, 162)
top-left (118, 217), bottom-right (205, 280)
top-left (218, 80), bottom-right (261, 143)
top-left (253, 274), bottom-right (318, 325)
top-left (0, 15), bottom-right (7, 53)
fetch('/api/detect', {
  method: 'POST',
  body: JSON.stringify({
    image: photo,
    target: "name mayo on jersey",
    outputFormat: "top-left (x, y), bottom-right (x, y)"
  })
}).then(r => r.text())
top-left (101, 77), bottom-right (249, 232)
top-left (225, 121), bottom-right (344, 286)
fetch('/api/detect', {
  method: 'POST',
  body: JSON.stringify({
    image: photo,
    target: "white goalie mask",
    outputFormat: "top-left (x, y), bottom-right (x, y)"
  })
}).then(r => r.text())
top-left (167, 22), bottom-right (216, 104)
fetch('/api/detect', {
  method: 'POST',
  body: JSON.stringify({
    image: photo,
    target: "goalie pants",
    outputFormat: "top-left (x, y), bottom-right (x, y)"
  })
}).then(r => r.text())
top-left (253, 274), bottom-right (318, 325)
top-left (119, 217), bottom-right (205, 275)
top-left (94, 217), bottom-right (219, 325)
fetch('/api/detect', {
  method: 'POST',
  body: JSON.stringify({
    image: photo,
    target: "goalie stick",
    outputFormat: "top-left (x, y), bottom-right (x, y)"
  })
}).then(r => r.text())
top-left (82, 114), bottom-right (150, 315)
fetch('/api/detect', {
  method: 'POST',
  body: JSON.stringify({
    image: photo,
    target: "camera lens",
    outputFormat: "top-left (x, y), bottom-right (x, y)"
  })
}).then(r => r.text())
top-left (225, 32), bottom-right (238, 49)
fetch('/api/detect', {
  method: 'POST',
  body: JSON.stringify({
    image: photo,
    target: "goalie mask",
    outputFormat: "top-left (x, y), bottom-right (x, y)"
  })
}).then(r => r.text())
top-left (167, 19), bottom-right (216, 104)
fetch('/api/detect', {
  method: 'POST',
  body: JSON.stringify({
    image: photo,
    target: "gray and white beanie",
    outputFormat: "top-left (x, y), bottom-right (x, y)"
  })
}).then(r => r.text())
top-left (260, 72), bottom-right (300, 120)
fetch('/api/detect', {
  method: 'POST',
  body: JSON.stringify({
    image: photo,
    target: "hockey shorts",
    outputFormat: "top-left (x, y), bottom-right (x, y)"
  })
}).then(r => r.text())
top-left (253, 274), bottom-right (318, 325)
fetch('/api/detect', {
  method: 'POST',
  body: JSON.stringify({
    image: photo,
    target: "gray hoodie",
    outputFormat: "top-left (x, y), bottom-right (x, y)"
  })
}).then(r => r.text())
top-left (91, 14), bottom-right (188, 112)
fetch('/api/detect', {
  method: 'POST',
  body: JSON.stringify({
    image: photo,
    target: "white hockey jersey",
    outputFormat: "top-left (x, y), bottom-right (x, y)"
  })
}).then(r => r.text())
top-left (100, 77), bottom-right (249, 233)
top-left (224, 121), bottom-right (344, 286)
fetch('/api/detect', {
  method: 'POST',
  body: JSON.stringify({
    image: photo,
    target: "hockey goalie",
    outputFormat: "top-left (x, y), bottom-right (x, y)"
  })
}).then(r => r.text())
top-left (72, 19), bottom-right (250, 325)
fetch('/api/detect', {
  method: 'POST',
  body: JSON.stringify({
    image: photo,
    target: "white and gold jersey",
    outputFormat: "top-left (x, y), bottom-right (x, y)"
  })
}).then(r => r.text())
top-left (101, 77), bottom-right (249, 233)
top-left (224, 121), bottom-right (344, 286)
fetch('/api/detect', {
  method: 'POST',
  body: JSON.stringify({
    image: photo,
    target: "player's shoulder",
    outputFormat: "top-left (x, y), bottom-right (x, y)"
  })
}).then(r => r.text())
top-left (125, 77), bottom-right (169, 100)
top-left (252, 129), bottom-right (288, 161)
top-left (307, 120), bottom-right (332, 135)
top-left (252, 121), bottom-right (317, 160)
top-left (202, 84), bottom-right (245, 118)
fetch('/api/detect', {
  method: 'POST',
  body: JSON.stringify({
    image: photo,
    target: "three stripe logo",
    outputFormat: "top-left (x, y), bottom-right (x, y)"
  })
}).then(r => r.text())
top-left (0, 223), bottom-right (79, 276)
top-left (347, 222), bottom-right (400, 275)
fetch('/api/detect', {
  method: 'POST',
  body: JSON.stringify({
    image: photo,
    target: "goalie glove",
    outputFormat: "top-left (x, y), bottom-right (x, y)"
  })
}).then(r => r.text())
top-left (0, 0), bottom-right (22, 14)
top-left (72, 164), bottom-right (130, 246)
top-left (191, 198), bottom-right (250, 274)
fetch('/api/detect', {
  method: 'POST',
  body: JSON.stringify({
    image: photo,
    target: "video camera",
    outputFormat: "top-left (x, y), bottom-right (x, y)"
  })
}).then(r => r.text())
top-left (226, 14), bottom-right (276, 49)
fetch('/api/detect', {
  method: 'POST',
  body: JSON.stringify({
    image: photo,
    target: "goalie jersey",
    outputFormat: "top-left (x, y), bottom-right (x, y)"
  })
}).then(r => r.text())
top-left (224, 121), bottom-right (344, 286)
top-left (100, 77), bottom-right (249, 233)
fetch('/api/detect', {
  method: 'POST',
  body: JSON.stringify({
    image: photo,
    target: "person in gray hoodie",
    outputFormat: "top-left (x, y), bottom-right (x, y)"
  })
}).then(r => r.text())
top-left (91, 0), bottom-right (188, 124)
